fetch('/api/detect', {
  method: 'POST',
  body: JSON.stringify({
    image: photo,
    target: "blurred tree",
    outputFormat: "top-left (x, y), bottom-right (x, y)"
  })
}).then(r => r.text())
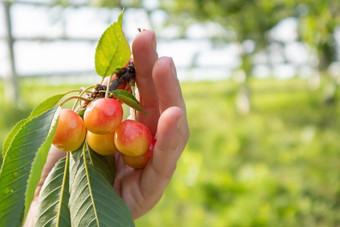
top-left (295, 0), bottom-right (340, 102)
top-left (43, 0), bottom-right (340, 106)
top-left (297, 0), bottom-right (339, 72)
top-left (158, 0), bottom-right (295, 114)
top-left (158, 0), bottom-right (340, 108)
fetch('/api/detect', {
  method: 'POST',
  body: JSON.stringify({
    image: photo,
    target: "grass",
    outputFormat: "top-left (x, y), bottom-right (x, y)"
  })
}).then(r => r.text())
top-left (1, 77), bottom-right (339, 226)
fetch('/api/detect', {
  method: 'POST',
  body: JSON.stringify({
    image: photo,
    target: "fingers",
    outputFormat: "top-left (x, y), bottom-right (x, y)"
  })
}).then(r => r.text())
top-left (116, 31), bottom-right (190, 219)
top-left (132, 30), bottom-right (158, 107)
top-left (153, 107), bottom-right (188, 174)
top-left (137, 56), bottom-right (189, 203)
top-left (152, 57), bottom-right (186, 112)
top-left (151, 57), bottom-right (189, 171)
top-left (132, 30), bottom-right (160, 134)
top-left (140, 106), bottom-right (189, 199)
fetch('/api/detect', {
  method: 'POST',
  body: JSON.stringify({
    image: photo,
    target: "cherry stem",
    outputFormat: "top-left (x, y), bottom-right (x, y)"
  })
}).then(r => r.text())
top-left (60, 96), bottom-right (91, 107)
top-left (71, 85), bottom-right (96, 111)
top-left (131, 85), bottom-right (137, 121)
top-left (105, 74), bottom-right (113, 98)
top-left (64, 89), bottom-right (83, 95)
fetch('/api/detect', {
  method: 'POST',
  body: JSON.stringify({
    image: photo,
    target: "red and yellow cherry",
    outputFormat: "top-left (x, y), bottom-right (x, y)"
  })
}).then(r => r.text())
top-left (114, 119), bottom-right (152, 156)
top-left (86, 131), bottom-right (118, 156)
top-left (122, 136), bottom-right (156, 169)
top-left (52, 109), bottom-right (86, 152)
top-left (84, 98), bottom-right (123, 134)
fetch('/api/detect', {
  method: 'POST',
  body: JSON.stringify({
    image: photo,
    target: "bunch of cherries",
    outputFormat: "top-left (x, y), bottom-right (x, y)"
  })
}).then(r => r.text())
top-left (52, 61), bottom-right (155, 169)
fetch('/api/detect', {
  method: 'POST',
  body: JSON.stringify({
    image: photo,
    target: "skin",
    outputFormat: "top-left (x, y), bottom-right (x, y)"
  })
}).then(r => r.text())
top-left (24, 30), bottom-right (189, 225)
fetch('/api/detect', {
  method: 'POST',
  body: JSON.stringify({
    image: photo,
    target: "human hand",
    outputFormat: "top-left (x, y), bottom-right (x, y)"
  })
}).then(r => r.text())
top-left (113, 30), bottom-right (189, 219)
top-left (24, 30), bottom-right (189, 225)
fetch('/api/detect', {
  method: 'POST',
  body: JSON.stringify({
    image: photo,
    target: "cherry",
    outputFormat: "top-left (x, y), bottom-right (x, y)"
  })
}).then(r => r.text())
top-left (86, 131), bottom-right (118, 156)
top-left (122, 136), bottom-right (156, 169)
top-left (52, 109), bottom-right (86, 152)
top-left (84, 98), bottom-right (123, 134)
top-left (114, 119), bottom-right (152, 156)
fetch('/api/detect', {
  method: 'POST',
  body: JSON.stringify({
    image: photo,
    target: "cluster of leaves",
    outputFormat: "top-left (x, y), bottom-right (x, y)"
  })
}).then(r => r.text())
top-left (0, 11), bottom-right (136, 226)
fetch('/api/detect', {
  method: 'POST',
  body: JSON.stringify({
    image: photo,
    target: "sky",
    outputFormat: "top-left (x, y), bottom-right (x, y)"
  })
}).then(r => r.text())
top-left (0, 1), bottom-right (338, 83)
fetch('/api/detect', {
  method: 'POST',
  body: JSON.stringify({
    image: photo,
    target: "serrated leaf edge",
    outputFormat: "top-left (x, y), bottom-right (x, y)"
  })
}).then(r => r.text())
top-left (0, 107), bottom-right (59, 226)
top-left (24, 106), bottom-right (61, 218)
top-left (95, 10), bottom-right (130, 78)
top-left (2, 93), bottom-right (66, 160)
top-left (1, 119), bottom-right (27, 163)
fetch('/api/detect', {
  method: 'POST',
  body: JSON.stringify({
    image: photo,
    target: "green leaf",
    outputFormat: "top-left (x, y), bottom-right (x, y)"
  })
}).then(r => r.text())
top-left (69, 145), bottom-right (135, 227)
top-left (24, 107), bottom-right (61, 217)
top-left (112, 90), bottom-right (148, 115)
top-left (0, 107), bottom-right (59, 227)
top-left (35, 156), bottom-right (71, 227)
top-left (2, 93), bottom-right (65, 158)
top-left (86, 144), bottom-right (116, 185)
top-left (1, 94), bottom-right (65, 221)
top-left (95, 10), bottom-right (131, 78)
top-left (30, 93), bottom-right (65, 117)
top-left (2, 119), bottom-right (27, 157)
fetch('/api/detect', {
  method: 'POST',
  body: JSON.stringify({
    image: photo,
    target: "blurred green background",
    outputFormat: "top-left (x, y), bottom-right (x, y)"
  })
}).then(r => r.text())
top-left (1, 0), bottom-right (340, 226)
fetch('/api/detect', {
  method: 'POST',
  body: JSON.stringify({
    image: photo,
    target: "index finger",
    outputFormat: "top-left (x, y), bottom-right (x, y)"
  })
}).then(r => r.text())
top-left (132, 30), bottom-right (160, 134)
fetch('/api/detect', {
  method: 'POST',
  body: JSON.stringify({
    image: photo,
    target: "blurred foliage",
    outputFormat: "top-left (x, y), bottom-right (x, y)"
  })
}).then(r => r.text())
top-left (158, 0), bottom-right (296, 87)
top-left (46, 0), bottom-right (340, 70)
top-left (297, 0), bottom-right (340, 71)
top-left (161, 0), bottom-right (293, 46)
top-left (136, 78), bottom-right (340, 226)
top-left (1, 78), bottom-right (340, 226)
top-left (159, 0), bottom-right (340, 68)
top-left (154, 0), bottom-right (340, 108)
top-left (8, 0), bottom-right (339, 110)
